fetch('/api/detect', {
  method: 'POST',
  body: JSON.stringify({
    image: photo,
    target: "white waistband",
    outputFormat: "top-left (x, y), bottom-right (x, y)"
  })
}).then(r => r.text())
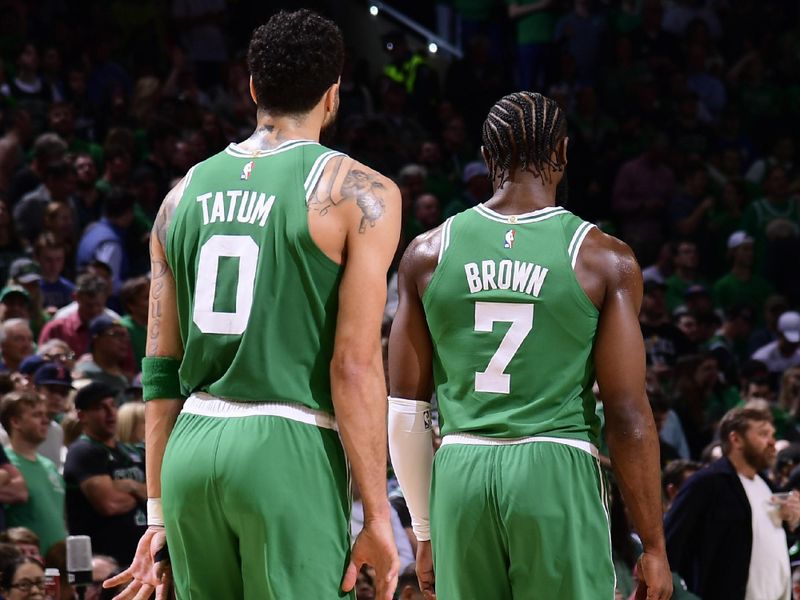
top-left (182, 393), bottom-right (337, 430)
top-left (440, 433), bottom-right (598, 458)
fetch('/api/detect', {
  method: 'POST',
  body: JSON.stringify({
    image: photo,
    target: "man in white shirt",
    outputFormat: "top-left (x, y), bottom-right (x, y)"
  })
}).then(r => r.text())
top-left (665, 407), bottom-right (800, 599)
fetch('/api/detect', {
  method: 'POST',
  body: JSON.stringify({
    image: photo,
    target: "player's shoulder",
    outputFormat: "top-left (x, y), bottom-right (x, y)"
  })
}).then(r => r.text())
top-left (332, 155), bottom-right (400, 199)
top-left (399, 225), bottom-right (444, 281)
top-left (580, 226), bottom-right (641, 283)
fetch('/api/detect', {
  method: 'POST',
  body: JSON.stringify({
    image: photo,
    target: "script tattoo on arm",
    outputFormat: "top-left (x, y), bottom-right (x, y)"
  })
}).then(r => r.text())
top-left (307, 158), bottom-right (387, 233)
top-left (147, 257), bottom-right (168, 356)
top-left (148, 184), bottom-right (181, 356)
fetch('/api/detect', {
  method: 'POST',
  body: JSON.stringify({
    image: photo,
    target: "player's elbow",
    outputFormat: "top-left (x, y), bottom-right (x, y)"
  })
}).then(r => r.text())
top-left (330, 351), bottom-right (380, 388)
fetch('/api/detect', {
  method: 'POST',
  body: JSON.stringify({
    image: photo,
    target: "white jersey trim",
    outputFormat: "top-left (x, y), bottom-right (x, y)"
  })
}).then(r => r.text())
top-left (304, 150), bottom-right (344, 202)
top-left (182, 392), bottom-right (337, 430)
top-left (224, 139), bottom-right (317, 158)
top-left (437, 216), bottom-right (455, 264)
top-left (473, 204), bottom-right (567, 224)
top-left (440, 433), bottom-right (598, 458)
top-left (569, 222), bottom-right (596, 269)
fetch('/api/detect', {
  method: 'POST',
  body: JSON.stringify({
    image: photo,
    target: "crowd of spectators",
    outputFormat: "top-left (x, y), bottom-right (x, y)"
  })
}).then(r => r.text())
top-left (0, 0), bottom-right (796, 598)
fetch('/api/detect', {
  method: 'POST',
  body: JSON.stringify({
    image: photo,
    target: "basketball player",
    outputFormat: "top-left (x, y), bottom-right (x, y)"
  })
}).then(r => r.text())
top-left (106, 10), bottom-right (401, 600)
top-left (387, 92), bottom-right (672, 599)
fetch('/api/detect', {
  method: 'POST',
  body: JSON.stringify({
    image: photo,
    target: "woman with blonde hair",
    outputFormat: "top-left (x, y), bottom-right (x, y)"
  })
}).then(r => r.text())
top-left (116, 401), bottom-right (145, 445)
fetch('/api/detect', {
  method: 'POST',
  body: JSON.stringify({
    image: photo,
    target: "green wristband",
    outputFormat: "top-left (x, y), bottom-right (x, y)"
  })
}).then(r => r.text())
top-left (141, 357), bottom-right (184, 401)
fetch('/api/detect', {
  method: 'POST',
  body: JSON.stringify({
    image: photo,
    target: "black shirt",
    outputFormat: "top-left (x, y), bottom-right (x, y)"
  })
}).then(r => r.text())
top-left (0, 446), bottom-right (9, 531)
top-left (63, 435), bottom-right (146, 565)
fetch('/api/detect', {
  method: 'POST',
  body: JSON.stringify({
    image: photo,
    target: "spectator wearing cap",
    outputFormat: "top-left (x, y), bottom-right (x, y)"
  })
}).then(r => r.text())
top-left (713, 231), bottom-right (774, 318)
top-left (7, 257), bottom-right (49, 338)
top-left (118, 276), bottom-right (149, 371)
top-left (443, 161), bottom-right (491, 218)
top-left (0, 319), bottom-right (34, 374)
top-left (665, 240), bottom-right (708, 312)
top-left (73, 315), bottom-right (131, 400)
top-left (38, 273), bottom-right (109, 358)
top-left (34, 233), bottom-right (74, 311)
top-left (76, 188), bottom-right (135, 296)
top-left (63, 382), bottom-right (146, 566)
top-left (0, 390), bottom-right (65, 555)
top-left (34, 362), bottom-right (72, 469)
top-left (752, 312), bottom-right (800, 382)
top-left (0, 286), bottom-right (30, 322)
top-left (17, 355), bottom-right (46, 388)
top-left (707, 305), bottom-right (755, 388)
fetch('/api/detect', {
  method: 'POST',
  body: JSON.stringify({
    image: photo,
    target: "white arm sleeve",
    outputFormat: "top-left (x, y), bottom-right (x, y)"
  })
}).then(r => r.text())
top-left (388, 396), bottom-right (434, 542)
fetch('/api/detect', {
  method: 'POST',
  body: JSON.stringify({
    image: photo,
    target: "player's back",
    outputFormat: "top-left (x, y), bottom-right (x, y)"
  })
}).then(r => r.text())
top-left (165, 139), bottom-right (344, 413)
top-left (423, 204), bottom-right (601, 444)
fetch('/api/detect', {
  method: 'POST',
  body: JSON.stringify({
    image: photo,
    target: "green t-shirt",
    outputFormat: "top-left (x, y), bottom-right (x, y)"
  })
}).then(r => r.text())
top-left (5, 450), bottom-right (66, 554)
top-left (665, 274), bottom-right (708, 312)
top-left (119, 315), bottom-right (146, 371)
top-left (452, 0), bottom-right (494, 20)
top-left (507, 0), bottom-right (557, 44)
top-left (712, 272), bottom-right (774, 318)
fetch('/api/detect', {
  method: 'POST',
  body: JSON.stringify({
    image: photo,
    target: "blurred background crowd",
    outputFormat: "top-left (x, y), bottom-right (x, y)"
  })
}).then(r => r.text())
top-left (0, 0), bottom-right (797, 598)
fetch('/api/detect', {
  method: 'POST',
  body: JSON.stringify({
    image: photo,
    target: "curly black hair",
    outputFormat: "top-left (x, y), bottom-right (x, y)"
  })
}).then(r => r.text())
top-left (481, 91), bottom-right (566, 188)
top-left (247, 9), bottom-right (344, 116)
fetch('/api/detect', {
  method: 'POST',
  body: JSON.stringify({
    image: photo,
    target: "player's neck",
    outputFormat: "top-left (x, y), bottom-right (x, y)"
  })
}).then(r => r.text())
top-left (486, 179), bottom-right (557, 215)
top-left (241, 109), bottom-right (322, 151)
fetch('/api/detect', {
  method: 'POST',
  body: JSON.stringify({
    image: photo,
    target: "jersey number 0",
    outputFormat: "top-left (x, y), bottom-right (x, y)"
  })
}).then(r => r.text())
top-left (193, 235), bottom-right (259, 335)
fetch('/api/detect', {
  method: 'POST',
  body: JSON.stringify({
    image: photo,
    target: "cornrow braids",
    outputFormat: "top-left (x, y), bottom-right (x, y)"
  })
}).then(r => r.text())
top-left (481, 92), bottom-right (566, 188)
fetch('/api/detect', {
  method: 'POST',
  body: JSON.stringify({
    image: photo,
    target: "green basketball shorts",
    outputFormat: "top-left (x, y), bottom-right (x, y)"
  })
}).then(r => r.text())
top-left (161, 394), bottom-right (353, 599)
top-left (430, 435), bottom-right (615, 600)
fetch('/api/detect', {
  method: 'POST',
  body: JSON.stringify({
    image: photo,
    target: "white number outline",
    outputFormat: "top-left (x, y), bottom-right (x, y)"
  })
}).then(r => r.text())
top-left (192, 235), bottom-right (259, 335)
top-left (474, 302), bottom-right (534, 394)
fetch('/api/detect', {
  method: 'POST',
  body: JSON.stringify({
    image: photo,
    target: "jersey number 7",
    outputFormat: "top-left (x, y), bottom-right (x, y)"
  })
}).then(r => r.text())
top-left (474, 302), bottom-right (534, 394)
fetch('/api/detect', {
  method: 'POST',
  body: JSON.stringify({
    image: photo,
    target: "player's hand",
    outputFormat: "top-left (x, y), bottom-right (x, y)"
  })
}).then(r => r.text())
top-left (634, 550), bottom-right (672, 600)
top-left (416, 539), bottom-right (436, 600)
top-left (342, 518), bottom-right (400, 600)
top-left (103, 526), bottom-right (172, 600)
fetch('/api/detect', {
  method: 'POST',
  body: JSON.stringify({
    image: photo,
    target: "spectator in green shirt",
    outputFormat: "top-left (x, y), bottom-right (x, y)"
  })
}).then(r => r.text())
top-left (507, 0), bottom-right (557, 89)
top-left (118, 276), bottom-right (149, 372)
top-left (665, 240), bottom-right (707, 312)
top-left (0, 390), bottom-right (66, 556)
top-left (713, 231), bottom-right (773, 319)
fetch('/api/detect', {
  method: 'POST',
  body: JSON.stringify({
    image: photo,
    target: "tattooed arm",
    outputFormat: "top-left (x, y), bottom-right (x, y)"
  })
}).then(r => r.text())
top-left (145, 180), bottom-right (185, 502)
top-left (321, 159), bottom-right (402, 596)
top-left (105, 180), bottom-right (186, 599)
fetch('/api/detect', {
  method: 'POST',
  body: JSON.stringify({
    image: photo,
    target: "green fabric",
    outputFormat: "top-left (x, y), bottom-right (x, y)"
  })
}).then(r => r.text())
top-left (141, 356), bottom-right (183, 401)
top-left (712, 272), bottom-right (773, 317)
top-left (452, 0), bottom-right (494, 20)
top-left (5, 450), bottom-right (66, 554)
top-left (166, 141), bottom-right (344, 411)
top-left (162, 412), bottom-right (352, 599)
top-left (423, 206), bottom-right (600, 443)
top-left (507, 0), bottom-right (557, 44)
top-left (120, 315), bottom-right (146, 371)
top-left (665, 274), bottom-right (708, 312)
top-left (707, 387), bottom-right (742, 422)
top-left (430, 441), bottom-right (614, 599)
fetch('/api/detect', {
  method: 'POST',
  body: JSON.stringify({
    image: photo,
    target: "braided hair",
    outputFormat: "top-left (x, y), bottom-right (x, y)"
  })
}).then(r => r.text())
top-left (481, 92), bottom-right (567, 188)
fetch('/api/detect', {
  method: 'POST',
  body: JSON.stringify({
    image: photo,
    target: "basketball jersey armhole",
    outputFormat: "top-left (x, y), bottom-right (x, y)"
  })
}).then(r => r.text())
top-left (165, 163), bottom-right (198, 266)
top-left (563, 217), bottom-right (600, 318)
top-left (301, 149), bottom-right (347, 273)
top-left (421, 215), bottom-right (458, 306)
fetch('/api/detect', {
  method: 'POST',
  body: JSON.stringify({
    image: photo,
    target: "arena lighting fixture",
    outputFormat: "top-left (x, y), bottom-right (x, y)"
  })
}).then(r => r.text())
top-left (369, 5), bottom-right (379, 16)
top-left (428, 42), bottom-right (438, 54)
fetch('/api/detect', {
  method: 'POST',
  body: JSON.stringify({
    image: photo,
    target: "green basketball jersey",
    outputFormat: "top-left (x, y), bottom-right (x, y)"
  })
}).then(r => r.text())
top-left (422, 204), bottom-right (601, 444)
top-left (165, 139), bottom-right (345, 413)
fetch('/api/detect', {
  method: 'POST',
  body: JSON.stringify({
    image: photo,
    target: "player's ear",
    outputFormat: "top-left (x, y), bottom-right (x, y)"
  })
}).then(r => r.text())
top-left (480, 145), bottom-right (492, 174)
top-left (324, 78), bottom-right (340, 114)
top-left (249, 77), bottom-right (258, 105)
top-left (556, 136), bottom-right (569, 168)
